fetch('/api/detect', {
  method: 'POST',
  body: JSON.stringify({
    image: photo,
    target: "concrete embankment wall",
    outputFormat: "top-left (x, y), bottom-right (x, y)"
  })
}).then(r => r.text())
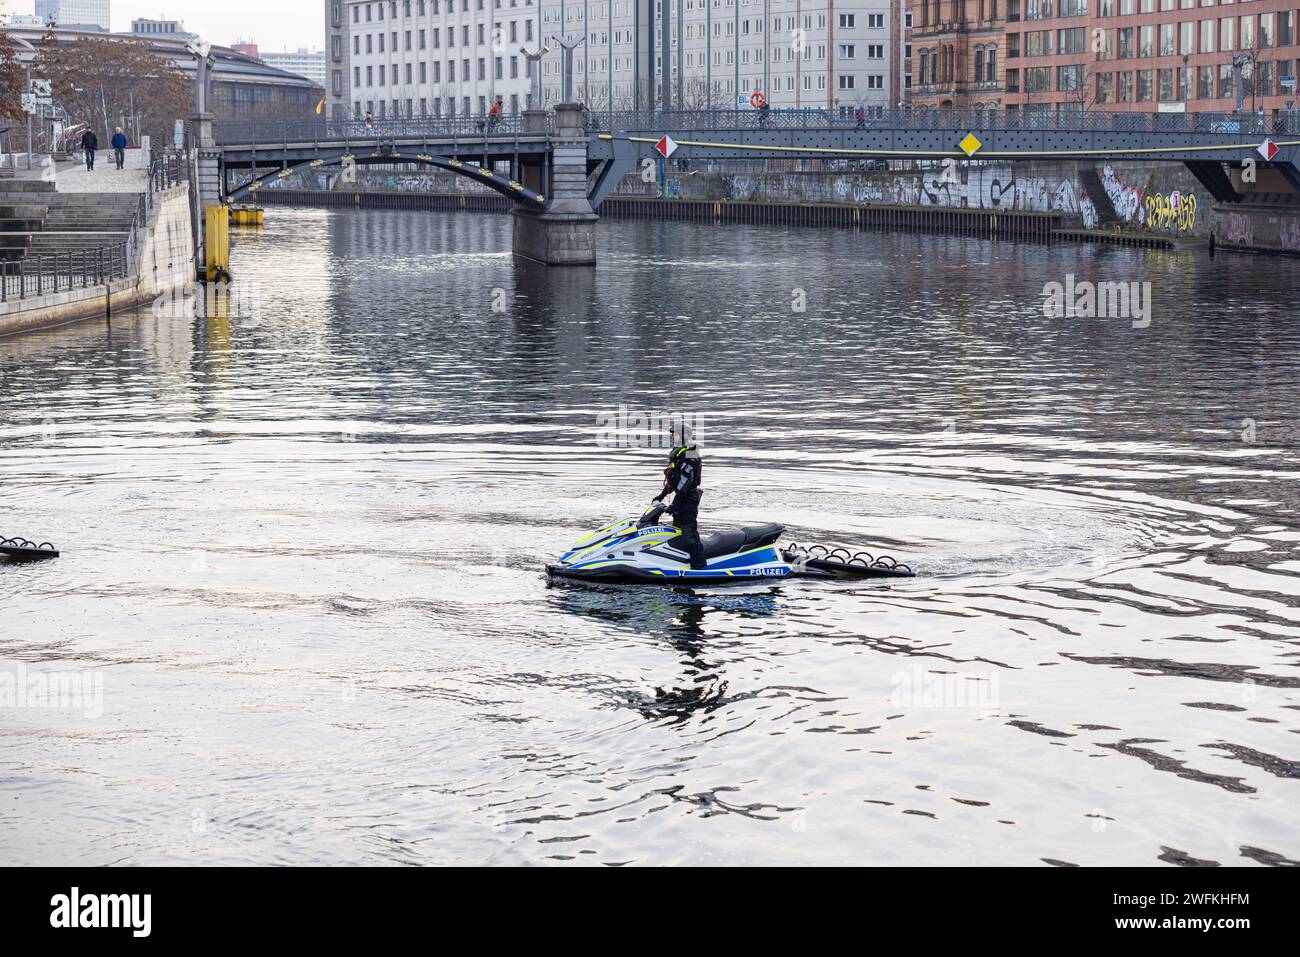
top-left (0, 185), bottom-right (193, 337)
top-left (268, 159), bottom-right (1300, 255)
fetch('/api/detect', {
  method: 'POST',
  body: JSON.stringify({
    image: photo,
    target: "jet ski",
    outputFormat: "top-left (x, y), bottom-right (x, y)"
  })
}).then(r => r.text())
top-left (546, 503), bottom-right (913, 587)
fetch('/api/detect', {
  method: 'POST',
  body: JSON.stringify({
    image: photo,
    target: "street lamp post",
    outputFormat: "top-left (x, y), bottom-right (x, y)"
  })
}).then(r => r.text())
top-left (1232, 53), bottom-right (1249, 113)
top-left (551, 33), bottom-right (585, 104)
top-left (25, 65), bottom-right (32, 171)
top-left (520, 45), bottom-right (549, 110)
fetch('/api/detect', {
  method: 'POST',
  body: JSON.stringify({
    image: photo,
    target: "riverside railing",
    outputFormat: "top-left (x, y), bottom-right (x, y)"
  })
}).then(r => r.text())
top-left (212, 108), bottom-right (1300, 145)
top-left (148, 150), bottom-right (188, 193)
top-left (0, 243), bottom-right (131, 303)
top-left (0, 149), bottom-right (185, 306)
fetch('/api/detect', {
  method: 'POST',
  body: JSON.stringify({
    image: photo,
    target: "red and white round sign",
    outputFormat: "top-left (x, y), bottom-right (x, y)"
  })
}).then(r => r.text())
top-left (750, 91), bottom-right (766, 109)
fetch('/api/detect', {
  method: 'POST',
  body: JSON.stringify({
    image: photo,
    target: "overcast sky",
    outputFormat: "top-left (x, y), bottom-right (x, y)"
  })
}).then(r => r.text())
top-left (9, 0), bottom-right (322, 52)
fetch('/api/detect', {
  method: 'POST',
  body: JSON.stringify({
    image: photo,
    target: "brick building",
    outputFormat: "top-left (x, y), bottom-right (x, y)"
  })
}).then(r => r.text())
top-left (908, 0), bottom-right (1300, 114)
top-left (910, 0), bottom-right (1010, 110)
top-left (1002, 0), bottom-right (1298, 114)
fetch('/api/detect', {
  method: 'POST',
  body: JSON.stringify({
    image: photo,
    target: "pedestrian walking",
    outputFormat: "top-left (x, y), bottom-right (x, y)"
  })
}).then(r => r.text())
top-left (111, 127), bottom-right (127, 170)
top-left (80, 128), bottom-right (98, 171)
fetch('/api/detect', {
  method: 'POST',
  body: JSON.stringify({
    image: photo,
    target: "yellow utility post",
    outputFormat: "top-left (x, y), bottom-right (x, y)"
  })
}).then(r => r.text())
top-left (204, 205), bottom-right (230, 282)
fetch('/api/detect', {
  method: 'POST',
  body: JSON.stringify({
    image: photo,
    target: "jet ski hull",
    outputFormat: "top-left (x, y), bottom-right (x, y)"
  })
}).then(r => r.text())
top-left (547, 508), bottom-right (914, 588)
top-left (546, 561), bottom-right (792, 587)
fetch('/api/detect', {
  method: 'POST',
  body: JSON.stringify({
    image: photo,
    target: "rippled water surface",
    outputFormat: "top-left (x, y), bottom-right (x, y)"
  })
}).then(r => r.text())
top-left (3, 207), bottom-right (1299, 866)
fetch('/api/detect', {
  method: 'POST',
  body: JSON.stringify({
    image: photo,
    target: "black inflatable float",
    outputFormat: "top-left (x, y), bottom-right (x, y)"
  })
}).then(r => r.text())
top-left (0, 536), bottom-right (60, 561)
top-left (782, 543), bottom-right (914, 579)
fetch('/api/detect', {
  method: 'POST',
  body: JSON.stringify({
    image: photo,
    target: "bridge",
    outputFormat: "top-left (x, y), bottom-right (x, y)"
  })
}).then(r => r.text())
top-left (197, 106), bottom-right (1300, 267)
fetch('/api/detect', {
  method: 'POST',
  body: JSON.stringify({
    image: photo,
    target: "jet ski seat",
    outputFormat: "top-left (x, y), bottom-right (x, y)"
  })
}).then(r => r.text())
top-left (689, 522), bottom-right (785, 560)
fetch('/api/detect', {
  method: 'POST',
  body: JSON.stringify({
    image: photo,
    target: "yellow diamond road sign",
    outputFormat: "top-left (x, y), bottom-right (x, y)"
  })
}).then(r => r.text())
top-left (959, 133), bottom-right (983, 157)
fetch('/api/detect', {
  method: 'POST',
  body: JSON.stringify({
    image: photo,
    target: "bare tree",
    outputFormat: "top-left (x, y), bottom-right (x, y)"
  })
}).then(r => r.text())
top-left (0, 27), bottom-right (25, 123)
top-left (38, 35), bottom-right (189, 144)
top-left (680, 77), bottom-right (729, 111)
top-left (1063, 56), bottom-right (1103, 114)
top-left (1235, 35), bottom-right (1266, 112)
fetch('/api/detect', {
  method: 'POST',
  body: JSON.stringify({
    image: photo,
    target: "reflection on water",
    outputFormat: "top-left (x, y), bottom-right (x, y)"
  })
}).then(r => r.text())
top-left (1, 206), bottom-right (1298, 866)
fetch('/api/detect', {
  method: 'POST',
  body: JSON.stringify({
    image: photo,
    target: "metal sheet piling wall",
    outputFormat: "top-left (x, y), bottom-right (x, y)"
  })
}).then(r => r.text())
top-left (256, 190), bottom-right (1063, 242)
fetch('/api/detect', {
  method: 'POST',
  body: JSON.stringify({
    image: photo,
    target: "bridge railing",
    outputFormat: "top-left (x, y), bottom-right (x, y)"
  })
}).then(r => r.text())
top-left (591, 108), bottom-right (1300, 136)
top-left (214, 108), bottom-right (1300, 147)
top-left (213, 113), bottom-right (551, 147)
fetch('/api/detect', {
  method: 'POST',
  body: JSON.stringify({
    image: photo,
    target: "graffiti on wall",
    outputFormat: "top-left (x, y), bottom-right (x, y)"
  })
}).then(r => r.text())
top-left (1094, 162), bottom-right (1197, 233)
top-left (1278, 218), bottom-right (1300, 251)
top-left (261, 157), bottom-right (1203, 237)
top-left (1224, 212), bottom-right (1255, 246)
top-left (701, 160), bottom-right (1199, 235)
top-left (1144, 190), bottom-right (1197, 232)
top-left (1099, 162), bottom-right (1143, 223)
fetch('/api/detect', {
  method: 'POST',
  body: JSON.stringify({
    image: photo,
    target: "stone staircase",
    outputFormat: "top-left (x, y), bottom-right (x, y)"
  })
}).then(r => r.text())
top-left (0, 178), bottom-right (142, 265)
top-left (1077, 166), bottom-right (1120, 226)
top-left (0, 179), bottom-right (54, 262)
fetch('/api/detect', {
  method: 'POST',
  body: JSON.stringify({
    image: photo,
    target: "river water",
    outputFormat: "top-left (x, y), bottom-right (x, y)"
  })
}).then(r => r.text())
top-left (2, 206), bottom-right (1298, 866)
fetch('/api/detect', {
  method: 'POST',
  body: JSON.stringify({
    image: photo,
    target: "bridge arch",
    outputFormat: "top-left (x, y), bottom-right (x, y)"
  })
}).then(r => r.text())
top-left (224, 149), bottom-right (546, 207)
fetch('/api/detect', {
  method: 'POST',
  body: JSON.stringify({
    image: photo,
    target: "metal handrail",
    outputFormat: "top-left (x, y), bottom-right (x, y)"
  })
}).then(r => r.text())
top-left (211, 108), bottom-right (1300, 145)
top-left (0, 240), bottom-right (130, 303)
top-left (212, 113), bottom-right (553, 146)
top-left (0, 151), bottom-right (181, 306)
top-left (147, 150), bottom-right (189, 192)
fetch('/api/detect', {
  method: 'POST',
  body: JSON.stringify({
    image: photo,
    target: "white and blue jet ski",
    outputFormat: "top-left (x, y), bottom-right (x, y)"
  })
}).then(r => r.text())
top-left (546, 502), bottom-right (913, 587)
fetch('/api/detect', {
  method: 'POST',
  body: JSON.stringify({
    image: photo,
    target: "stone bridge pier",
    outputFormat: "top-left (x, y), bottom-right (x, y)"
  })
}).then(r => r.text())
top-left (511, 103), bottom-right (598, 266)
top-left (189, 113), bottom-right (225, 280)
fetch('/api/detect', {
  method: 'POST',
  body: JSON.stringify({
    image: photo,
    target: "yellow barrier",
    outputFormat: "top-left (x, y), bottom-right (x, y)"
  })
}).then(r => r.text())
top-left (229, 205), bottom-right (264, 227)
top-left (204, 205), bottom-right (230, 282)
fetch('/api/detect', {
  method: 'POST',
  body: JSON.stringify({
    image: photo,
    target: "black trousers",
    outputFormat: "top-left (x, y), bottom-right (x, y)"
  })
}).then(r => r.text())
top-left (670, 488), bottom-right (704, 569)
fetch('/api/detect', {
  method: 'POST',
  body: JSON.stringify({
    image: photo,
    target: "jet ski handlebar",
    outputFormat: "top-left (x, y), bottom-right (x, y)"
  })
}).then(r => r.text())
top-left (637, 501), bottom-right (670, 527)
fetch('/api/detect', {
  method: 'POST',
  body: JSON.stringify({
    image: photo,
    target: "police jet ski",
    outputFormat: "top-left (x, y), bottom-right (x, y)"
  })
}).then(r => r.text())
top-left (546, 502), bottom-right (914, 587)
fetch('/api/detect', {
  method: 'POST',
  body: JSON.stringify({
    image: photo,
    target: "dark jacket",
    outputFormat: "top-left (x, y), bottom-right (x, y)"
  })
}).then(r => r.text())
top-left (80, 130), bottom-right (98, 151)
top-left (111, 132), bottom-right (127, 150)
top-left (659, 446), bottom-right (702, 510)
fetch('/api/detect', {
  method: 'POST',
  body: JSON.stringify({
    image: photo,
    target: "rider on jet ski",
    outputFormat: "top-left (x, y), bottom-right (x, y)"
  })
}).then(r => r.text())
top-left (653, 441), bottom-right (705, 569)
